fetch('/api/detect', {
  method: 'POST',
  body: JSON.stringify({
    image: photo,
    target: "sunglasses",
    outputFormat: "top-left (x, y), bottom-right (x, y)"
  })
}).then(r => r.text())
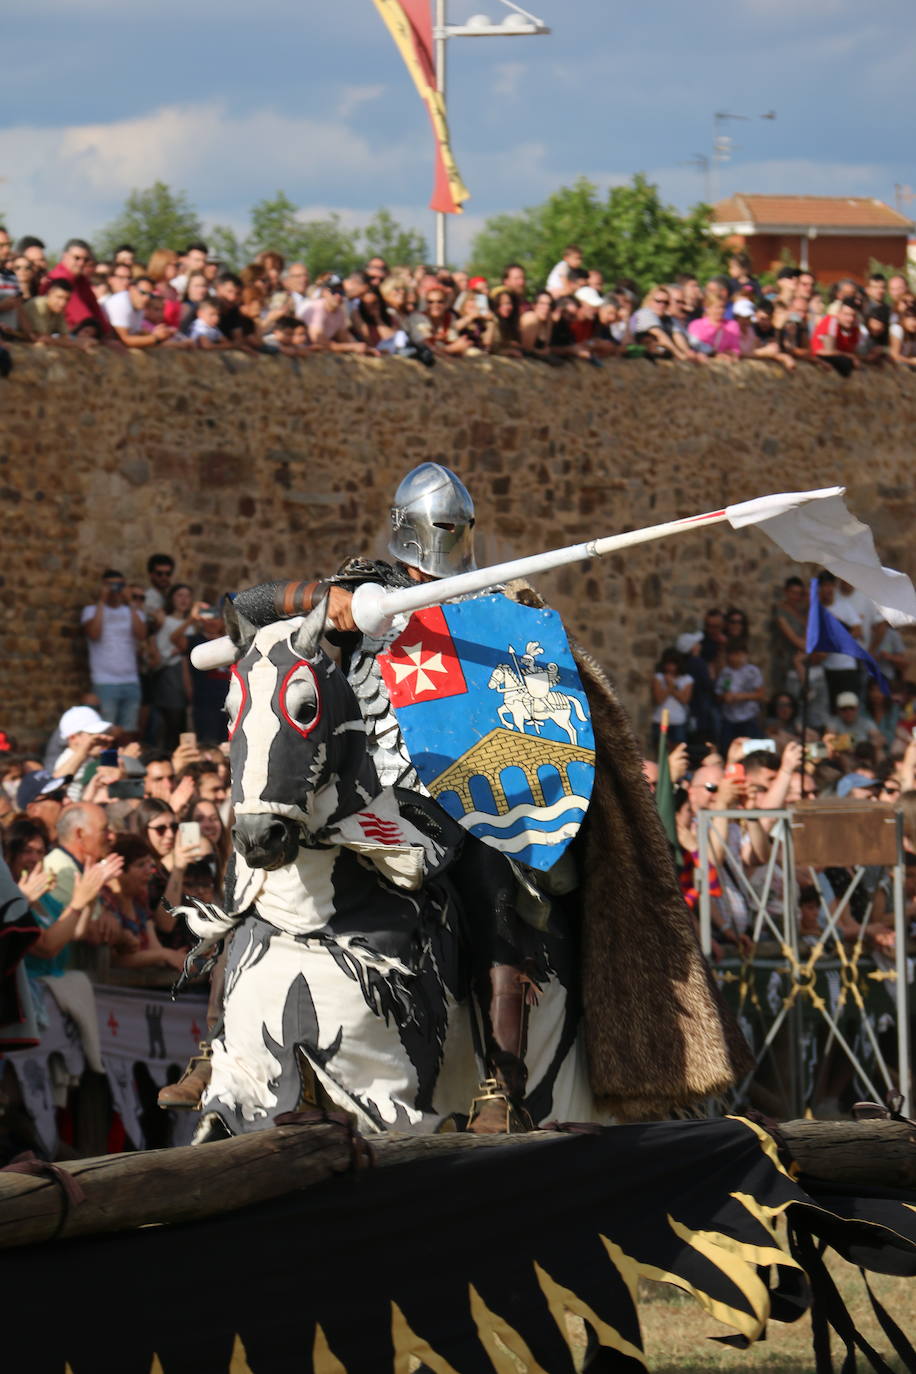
top-left (148, 821), bottom-right (179, 834)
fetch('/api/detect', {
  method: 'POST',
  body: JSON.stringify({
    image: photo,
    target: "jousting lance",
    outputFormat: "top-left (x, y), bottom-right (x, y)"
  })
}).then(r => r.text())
top-left (190, 485), bottom-right (916, 671)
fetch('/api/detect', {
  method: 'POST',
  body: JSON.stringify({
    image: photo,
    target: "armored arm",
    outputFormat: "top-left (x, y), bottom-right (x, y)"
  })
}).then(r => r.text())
top-left (232, 562), bottom-right (409, 630)
top-left (233, 579), bottom-right (330, 627)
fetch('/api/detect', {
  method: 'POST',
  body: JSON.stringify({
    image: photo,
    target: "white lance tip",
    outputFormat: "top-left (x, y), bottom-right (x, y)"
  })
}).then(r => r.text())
top-left (190, 636), bottom-right (237, 671)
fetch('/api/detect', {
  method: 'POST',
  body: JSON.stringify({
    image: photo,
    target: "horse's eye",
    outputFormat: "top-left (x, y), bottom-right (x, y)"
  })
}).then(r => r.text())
top-left (280, 664), bottom-right (320, 738)
top-left (286, 682), bottom-right (316, 723)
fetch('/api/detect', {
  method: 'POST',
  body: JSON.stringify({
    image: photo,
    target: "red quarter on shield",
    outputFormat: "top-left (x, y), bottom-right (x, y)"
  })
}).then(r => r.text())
top-left (379, 607), bottom-right (468, 708)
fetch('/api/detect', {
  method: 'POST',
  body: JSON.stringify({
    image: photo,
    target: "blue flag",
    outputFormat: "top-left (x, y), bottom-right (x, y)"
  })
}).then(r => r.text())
top-left (806, 579), bottom-right (890, 694)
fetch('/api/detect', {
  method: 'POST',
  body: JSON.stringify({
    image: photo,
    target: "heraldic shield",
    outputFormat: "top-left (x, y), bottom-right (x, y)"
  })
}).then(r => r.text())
top-left (377, 593), bottom-right (595, 870)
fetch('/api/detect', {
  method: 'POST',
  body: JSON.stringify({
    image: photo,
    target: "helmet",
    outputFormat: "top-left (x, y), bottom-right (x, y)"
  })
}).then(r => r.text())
top-left (388, 463), bottom-right (477, 579)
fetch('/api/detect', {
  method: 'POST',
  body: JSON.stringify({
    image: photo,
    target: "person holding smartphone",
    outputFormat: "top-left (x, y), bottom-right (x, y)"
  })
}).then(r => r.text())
top-left (80, 568), bottom-right (146, 731)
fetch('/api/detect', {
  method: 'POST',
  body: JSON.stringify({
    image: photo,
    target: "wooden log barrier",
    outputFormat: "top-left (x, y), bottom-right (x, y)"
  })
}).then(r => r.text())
top-left (0, 1117), bottom-right (912, 1251)
top-left (0, 1119), bottom-right (356, 1249)
top-left (779, 1118), bottom-right (916, 1190)
top-left (0, 1121), bottom-right (558, 1250)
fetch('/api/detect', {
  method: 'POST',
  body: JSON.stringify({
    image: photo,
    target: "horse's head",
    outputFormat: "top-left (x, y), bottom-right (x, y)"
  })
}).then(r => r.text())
top-left (224, 598), bottom-right (379, 870)
top-left (488, 664), bottom-right (517, 690)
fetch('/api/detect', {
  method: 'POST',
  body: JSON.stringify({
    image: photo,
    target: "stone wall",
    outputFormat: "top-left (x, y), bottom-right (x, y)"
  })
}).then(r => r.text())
top-left (3, 348), bottom-right (915, 749)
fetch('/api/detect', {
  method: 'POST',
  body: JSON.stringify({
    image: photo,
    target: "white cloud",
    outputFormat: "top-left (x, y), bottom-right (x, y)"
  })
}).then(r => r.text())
top-left (0, 101), bottom-right (427, 247)
top-left (336, 84), bottom-right (386, 121)
top-left (491, 61), bottom-right (526, 99)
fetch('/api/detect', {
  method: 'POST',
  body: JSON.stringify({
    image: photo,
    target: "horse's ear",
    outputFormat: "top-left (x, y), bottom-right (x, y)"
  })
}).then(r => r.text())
top-left (223, 596), bottom-right (257, 651)
top-left (291, 593), bottom-right (328, 659)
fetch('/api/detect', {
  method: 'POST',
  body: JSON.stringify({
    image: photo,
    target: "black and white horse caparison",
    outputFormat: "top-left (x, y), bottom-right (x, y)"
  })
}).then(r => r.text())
top-left (184, 597), bottom-right (594, 1138)
top-left (186, 599), bottom-right (478, 1137)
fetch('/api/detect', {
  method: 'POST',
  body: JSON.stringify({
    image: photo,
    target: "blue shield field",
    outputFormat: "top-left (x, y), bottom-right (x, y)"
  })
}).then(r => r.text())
top-left (377, 594), bottom-right (595, 870)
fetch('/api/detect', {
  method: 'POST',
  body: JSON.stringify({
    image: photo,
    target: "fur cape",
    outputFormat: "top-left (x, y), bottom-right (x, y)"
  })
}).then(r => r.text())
top-left (507, 584), bottom-right (754, 1121)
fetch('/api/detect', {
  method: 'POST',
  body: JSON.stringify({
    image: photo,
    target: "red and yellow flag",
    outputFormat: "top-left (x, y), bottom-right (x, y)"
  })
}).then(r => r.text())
top-left (372, 0), bottom-right (470, 215)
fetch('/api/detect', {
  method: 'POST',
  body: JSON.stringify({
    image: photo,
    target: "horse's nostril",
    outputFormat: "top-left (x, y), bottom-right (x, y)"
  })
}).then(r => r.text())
top-left (233, 815), bottom-right (299, 870)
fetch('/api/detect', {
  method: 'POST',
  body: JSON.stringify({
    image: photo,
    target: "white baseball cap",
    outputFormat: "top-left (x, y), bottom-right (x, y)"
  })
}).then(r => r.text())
top-left (574, 286), bottom-right (604, 308)
top-left (59, 705), bottom-right (113, 738)
top-left (676, 631), bottom-right (704, 654)
top-left (732, 299), bottom-right (756, 319)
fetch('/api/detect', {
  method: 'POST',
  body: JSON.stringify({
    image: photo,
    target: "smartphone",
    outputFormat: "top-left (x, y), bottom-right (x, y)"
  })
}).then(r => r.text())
top-left (98, 747), bottom-right (119, 767)
top-left (724, 762), bottom-right (746, 783)
top-left (179, 821), bottom-right (201, 848)
top-left (179, 732), bottom-right (198, 752)
top-left (804, 742), bottom-right (828, 761)
top-left (741, 739), bottom-right (776, 757)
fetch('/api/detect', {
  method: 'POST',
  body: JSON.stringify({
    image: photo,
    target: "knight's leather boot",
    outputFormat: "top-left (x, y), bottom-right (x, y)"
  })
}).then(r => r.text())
top-left (158, 1043), bottom-right (212, 1110)
top-left (466, 964), bottom-right (536, 1134)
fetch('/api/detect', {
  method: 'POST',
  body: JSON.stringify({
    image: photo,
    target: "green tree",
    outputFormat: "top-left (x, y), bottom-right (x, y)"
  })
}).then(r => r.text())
top-left (361, 208), bottom-right (428, 268)
top-left (469, 174), bottom-right (725, 292)
top-left (207, 224), bottom-right (247, 272)
top-left (244, 190), bottom-right (312, 263)
top-left (214, 191), bottom-right (364, 276)
top-left (96, 182), bottom-right (204, 262)
top-left (466, 207), bottom-right (549, 283)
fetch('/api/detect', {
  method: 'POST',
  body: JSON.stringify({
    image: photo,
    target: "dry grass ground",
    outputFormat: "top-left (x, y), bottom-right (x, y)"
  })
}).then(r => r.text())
top-left (632, 1256), bottom-right (915, 1373)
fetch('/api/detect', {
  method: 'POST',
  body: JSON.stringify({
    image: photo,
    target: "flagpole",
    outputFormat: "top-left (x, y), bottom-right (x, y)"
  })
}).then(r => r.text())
top-left (799, 654), bottom-right (811, 799)
top-left (434, 0), bottom-right (447, 265)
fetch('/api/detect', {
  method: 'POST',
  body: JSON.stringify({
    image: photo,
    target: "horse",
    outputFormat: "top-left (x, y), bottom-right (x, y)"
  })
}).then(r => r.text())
top-left (488, 663), bottom-right (588, 746)
top-left (185, 599), bottom-right (598, 1141)
top-left (187, 598), bottom-right (478, 1140)
top-left (488, 662), bottom-right (535, 733)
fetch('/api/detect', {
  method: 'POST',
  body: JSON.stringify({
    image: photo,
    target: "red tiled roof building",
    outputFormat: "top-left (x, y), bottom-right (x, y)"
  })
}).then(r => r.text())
top-left (711, 194), bottom-right (912, 284)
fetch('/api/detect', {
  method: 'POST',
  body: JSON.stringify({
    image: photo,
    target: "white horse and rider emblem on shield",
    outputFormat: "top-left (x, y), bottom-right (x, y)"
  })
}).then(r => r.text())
top-left (488, 641), bottom-right (588, 746)
top-left (378, 595), bottom-right (596, 871)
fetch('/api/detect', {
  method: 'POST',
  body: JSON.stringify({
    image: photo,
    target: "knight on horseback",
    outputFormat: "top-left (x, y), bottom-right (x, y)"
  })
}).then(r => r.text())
top-left (168, 462), bottom-right (750, 1139)
top-left (223, 463), bottom-right (579, 1134)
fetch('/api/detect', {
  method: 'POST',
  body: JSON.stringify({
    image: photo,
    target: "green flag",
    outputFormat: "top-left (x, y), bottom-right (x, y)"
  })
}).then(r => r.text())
top-left (655, 712), bottom-right (682, 865)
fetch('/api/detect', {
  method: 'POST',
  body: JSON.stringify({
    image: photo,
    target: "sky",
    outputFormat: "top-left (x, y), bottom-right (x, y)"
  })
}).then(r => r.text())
top-left (3, 0), bottom-right (914, 262)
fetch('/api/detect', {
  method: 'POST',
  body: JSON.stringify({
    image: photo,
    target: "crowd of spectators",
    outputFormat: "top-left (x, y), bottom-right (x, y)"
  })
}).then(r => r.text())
top-left (0, 546), bottom-right (232, 1152)
top-left (1, 226), bottom-right (913, 373)
top-left (644, 572), bottom-right (916, 996)
top-left (2, 545), bottom-right (914, 1148)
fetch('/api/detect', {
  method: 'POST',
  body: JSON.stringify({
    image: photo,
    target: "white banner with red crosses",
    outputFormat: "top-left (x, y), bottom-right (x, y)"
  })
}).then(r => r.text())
top-left (3, 983), bottom-right (208, 1153)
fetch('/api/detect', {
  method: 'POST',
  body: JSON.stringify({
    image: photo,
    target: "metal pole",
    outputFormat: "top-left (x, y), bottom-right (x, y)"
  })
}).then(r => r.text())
top-left (798, 654), bottom-right (811, 797)
top-left (435, 0), bottom-right (447, 266)
top-left (893, 812), bottom-right (911, 1115)
top-left (698, 811), bottom-right (711, 957)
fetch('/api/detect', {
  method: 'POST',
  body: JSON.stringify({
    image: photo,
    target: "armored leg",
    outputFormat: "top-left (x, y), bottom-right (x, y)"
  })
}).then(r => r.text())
top-left (467, 964), bottom-right (536, 1134)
